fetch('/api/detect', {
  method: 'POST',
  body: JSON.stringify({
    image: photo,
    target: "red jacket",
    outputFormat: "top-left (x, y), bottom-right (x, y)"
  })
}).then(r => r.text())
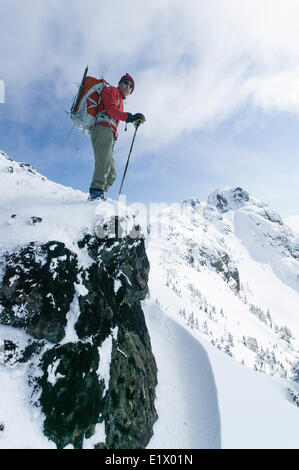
top-left (94, 86), bottom-right (128, 140)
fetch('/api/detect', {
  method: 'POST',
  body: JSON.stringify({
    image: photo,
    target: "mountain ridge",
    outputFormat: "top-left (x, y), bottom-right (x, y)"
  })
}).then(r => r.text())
top-left (147, 184), bottom-right (299, 381)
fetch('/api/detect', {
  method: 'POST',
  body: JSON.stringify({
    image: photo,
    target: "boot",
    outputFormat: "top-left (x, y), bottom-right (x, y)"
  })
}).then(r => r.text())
top-left (88, 189), bottom-right (106, 201)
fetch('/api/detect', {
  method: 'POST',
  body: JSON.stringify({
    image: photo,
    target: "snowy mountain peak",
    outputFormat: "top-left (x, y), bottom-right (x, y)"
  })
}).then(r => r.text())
top-left (207, 186), bottom-right (252, 212)
top-left (207, 186), bottom-right (285, 227)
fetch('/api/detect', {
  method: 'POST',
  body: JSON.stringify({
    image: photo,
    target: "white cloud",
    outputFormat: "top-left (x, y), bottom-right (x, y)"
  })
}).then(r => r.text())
top-left (2, 0), bottom-right (299, 146)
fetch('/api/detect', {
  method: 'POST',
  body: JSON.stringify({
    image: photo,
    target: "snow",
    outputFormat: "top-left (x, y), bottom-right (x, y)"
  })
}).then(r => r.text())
top-left (97, 327), bottom-right (118, 396)
top-left (285, 215), bottom-right (299, 234)
top-left (61, 295), bottom-right (80, 344)
top-left (0, 365), bottom-right (55, 449)
top-left (114, 279), bottom-right (122, 293)
top-left (144, 299), bottom-right (299, 449)
top-left (116, 347), bottom-right (128, 359)
top-left (144, 301), bottom-right (221, 449)
top-left (144, 187), bottom-right (299, 449)
top-left (0, 151), bottom-right (299, 449)
top-left (209, 345), bottom-right (299, 449)
top-left (83, 422), bottom-right (106, 449)
top-left (47, 359), bottom-right (63, 386)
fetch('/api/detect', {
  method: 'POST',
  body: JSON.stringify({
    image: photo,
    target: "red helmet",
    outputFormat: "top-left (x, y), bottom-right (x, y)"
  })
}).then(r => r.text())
top-left (120, 73), bottom-right (135, 92)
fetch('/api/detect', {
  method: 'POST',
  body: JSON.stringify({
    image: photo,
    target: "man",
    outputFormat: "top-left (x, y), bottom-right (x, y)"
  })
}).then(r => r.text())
top-left (88, 73), bottom-right (145, 200)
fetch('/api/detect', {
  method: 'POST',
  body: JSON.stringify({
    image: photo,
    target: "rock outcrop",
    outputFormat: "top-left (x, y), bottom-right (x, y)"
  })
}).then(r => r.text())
top-left (0, 218), bottom-right (158, 449)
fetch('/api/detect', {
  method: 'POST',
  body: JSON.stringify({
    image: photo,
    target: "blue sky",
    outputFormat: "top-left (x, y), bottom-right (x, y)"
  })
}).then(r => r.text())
top-left (1, 0), bottom-right (299, 216)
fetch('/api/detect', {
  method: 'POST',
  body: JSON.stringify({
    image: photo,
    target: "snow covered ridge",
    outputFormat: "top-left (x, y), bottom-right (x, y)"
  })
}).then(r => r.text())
top-left (0, 149), bottom-right (46, 181)
top-left (147, 186), bottom-right (299, 383)
top-left (206, 186), bottom-right (285, 224)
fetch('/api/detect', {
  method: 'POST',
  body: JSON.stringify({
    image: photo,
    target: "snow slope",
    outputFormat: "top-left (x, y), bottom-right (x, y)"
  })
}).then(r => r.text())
top-left (0, 151), bottom-right (299, 449)
top-left (285, 215), bottom-right (299, 234)
top-left (144, 301), bottom-right (221, 449)
top-left (144, 300), bottom-right (299, 449)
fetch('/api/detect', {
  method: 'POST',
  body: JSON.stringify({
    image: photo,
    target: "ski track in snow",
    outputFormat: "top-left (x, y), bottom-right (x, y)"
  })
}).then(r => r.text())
top-left (144, 300), bottom-right (221, 449)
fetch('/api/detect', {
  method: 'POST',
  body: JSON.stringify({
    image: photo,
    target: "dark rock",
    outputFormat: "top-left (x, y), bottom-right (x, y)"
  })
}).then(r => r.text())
top-left (103, 319), bottom-right (158, 449)
top-left (30, 216), bottom-right (42, 225)
top-left (0, 241), bottom-right (78, 343)
top-left (209, 251), bottom-right (240, 292)
top-left (38, 341), bottom-right (104, 449)
top-left (192, 244), bottom-right (240, 292)
top-left (2, 340), bottom-right (19, 366)
top-left (1, 338), bottom-right (45, 367)
top-left (72, 232), bottom-right (157, 449)
top-left (263, 209), bottom-right (282, 225)
top-left (19, 340), bottom-right (45, 363)
top-left (76, 234), bottom-right (149, 342)
top-left (75, 261), bottom-right (115, 341)
top-left (19, 162), bottom-right (37, 175)
top-left (215, 193), bottom-right (228, 211)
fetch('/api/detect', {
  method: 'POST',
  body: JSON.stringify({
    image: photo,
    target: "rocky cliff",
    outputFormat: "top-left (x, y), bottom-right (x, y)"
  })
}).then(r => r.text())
top-left (0, 150), bottom-right (158, 449)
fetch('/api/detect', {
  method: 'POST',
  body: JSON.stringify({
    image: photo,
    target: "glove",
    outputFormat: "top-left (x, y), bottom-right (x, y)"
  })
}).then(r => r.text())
top-left (126, 113), bottom-right (146, 124)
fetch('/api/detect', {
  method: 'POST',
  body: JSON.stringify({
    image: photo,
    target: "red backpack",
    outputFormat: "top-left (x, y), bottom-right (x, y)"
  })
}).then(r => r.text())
top-left (70, 66), bottom-right (108, 135)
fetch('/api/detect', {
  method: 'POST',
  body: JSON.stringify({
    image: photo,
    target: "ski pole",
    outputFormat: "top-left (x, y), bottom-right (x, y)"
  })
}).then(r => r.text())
top-left (118, 120), bottom-right (141, 198)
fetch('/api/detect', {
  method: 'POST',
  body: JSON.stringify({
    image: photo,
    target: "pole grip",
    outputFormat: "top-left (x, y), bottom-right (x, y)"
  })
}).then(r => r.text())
top-left (134, 119), bottom-right (144, 129)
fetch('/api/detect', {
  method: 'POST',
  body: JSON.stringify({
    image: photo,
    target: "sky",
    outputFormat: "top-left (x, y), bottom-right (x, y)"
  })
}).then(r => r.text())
top-left (1, 0), bottom-right (299, 216)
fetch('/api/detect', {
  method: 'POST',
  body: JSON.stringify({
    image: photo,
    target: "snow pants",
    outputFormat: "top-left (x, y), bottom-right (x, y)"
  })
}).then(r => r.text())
top-left (90, 124), bottom-right (116, 192)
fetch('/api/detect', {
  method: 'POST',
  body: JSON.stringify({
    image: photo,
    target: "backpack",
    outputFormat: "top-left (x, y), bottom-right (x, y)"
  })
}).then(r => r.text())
top-left (70, 66), bottom-right (108, 135)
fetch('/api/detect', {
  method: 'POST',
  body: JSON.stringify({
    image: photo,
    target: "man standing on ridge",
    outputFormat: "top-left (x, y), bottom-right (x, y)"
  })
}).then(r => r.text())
top-left (88, 73), bottom-right (145, 201)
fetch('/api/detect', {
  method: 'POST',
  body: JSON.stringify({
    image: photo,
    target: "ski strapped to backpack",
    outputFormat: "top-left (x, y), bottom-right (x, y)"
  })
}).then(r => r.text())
top-left (70, 66), bottom-right (108, 135)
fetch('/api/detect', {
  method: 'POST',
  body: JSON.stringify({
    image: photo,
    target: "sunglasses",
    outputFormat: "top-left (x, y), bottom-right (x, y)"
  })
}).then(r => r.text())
top-left (122, 79), bottom-right (133, 89)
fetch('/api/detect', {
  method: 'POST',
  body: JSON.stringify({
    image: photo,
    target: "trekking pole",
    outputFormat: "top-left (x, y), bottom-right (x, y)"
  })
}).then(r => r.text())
top-left (118, 120), bottom-right (142, 198)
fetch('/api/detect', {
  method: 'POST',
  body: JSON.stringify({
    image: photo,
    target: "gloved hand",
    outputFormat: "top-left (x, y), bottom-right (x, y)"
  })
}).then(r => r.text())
top-left (126, 113), bottom-right (146, 124)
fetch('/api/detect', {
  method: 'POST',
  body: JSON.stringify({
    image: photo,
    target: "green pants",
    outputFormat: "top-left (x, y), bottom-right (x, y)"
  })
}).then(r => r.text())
top-left (90, 124), bottom-right (116, 192)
